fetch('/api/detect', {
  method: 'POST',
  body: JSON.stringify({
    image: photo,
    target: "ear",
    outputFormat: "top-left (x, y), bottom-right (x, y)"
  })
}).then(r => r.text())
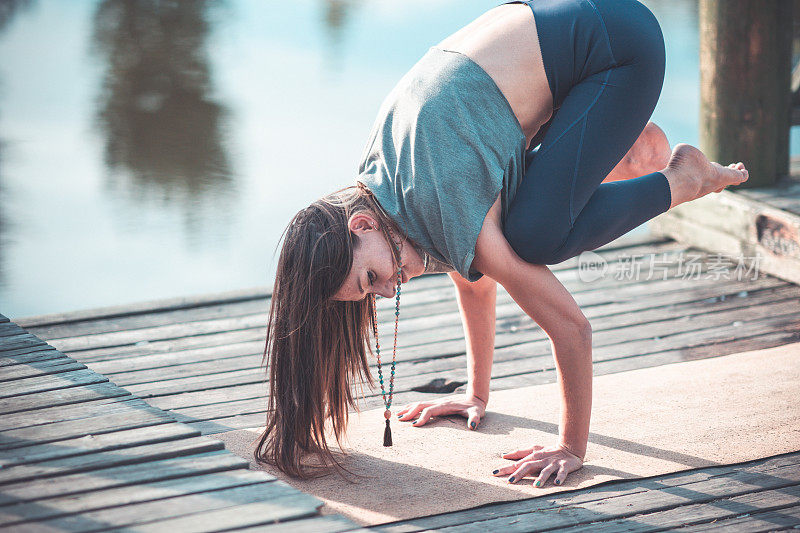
top-left (348, 212), bottom-right (378, 236)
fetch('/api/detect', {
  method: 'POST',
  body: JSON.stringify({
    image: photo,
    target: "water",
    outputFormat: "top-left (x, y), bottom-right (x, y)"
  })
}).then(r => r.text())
top-left (0, 0), bottom-right (797, 318)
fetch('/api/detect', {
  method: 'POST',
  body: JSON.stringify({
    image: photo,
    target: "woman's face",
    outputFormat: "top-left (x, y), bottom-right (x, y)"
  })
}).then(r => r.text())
top-left (332, 212), bottom-right (407, 301)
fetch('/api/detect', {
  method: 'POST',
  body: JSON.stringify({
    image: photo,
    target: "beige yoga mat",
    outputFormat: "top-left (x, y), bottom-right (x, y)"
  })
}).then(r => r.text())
top-left (216, 342), bottom-right (800, 526)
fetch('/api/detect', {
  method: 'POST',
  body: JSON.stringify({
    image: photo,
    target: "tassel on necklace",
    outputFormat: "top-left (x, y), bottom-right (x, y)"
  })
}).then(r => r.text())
top-left (384, 419), bottom-right (392, 447)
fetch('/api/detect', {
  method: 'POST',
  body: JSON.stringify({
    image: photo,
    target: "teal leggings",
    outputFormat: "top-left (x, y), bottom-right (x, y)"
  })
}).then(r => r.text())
top-left (502, 0), bottom-right (671, 265)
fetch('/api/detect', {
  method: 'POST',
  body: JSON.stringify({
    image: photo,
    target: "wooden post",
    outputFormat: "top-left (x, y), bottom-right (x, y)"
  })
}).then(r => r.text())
top-left (699, 0), bottom-right (793, 188)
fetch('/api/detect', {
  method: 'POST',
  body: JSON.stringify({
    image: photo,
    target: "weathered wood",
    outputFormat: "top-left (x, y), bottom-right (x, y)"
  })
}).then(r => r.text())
top-left (676, 504), bottom-right (800, 531)
top-left (551, 485), bottom-right (800, 532)
top-left (0, 397), bottom-right (149, 432)
top-left (0, 423), bottom-right (200, 470)
top-left (699, 0), bottom-right (793, 186)
top-left (232, 514), bottom-right (367, 533)
top-left (0, 470), bottom-right (277, 527)
top-left (0, 334), bottom-right (49, 353)
top-left (0, 369), bottom-right (108, 399)
top-left (127, 499), bottom-right (336, 533)
top-left (0, 451), bottom-right (249, 506)
top-left (0, 407), bottom-right (174, 451)
top-left (0, 424), bottom-right (204, 475)
top-left (0, 359), bottom-right (86, 382)
top-left (0, 322), bottom-right (27, 337)
top-left (0, 346), bottom-right (63, 364)
top-left (0, 382), bottom-right (129, 415)
top-left (22, 481), bottom-right (321, 532)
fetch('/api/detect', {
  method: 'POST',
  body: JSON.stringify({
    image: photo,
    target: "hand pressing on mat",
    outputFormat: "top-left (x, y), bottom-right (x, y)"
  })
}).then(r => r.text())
top-left (396, 394), bottom-right (487, 430)
top-left (493, 444), bottom-right (583, 487)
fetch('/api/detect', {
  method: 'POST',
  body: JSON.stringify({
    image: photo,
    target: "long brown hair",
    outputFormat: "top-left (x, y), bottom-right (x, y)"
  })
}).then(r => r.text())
top-left (255, 183), bottom-right (405, 478)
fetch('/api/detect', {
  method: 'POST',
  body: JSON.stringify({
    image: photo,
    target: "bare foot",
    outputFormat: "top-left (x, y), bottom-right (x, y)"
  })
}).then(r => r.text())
top-left (660, 144), bottom-right (749, 209)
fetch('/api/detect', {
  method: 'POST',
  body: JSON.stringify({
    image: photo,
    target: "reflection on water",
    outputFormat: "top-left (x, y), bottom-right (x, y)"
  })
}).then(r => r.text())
top-left (320, 0), bottom-right (360, 69)
top-left (0, 0), bottom-right (34, 288)
top-left (0, 0), bottom-right (33, 32)
top-left (92, 0), bottom-right (234, 232)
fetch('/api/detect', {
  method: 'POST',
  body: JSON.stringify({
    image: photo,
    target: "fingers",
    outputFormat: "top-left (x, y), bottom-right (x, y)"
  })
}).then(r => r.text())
top-left (413, 405), bottom-right (445, 426)
top-left (492, 458), bottom-right (547, 477)
top-left (502, 445), bottom-right (543, 460)
top-left (553, 461), bottom-right (569, 486)
top-left (466, 406), bottom-right (481, 431)
top-left (397, 402), bottom-right (425, 422)
top-left (533, 462), bottom-right (560, 487)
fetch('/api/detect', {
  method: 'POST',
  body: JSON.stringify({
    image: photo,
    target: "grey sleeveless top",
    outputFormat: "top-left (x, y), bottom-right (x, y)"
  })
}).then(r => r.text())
top-left (356, 46), bottom-right (527, 282)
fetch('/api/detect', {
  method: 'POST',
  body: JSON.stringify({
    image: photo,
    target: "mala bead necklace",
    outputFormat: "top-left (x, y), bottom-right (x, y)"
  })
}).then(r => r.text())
top-left (371, 236), bottom-right (403, 447)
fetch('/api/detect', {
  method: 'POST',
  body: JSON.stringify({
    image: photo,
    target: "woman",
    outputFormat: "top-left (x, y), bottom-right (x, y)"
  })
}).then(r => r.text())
top-left (256, 0), bottom-right (749, 484)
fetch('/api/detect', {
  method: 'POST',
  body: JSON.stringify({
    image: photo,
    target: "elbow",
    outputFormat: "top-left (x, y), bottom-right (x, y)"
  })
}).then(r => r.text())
top-left (553, 316), bottom-right (592, 346)
top-left (572, 317), bottom-right (592, 345)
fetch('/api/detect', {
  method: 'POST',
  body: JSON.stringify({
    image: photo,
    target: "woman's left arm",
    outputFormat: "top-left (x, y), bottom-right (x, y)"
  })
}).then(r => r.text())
top-left (471, 196), bottom-right (592, 485)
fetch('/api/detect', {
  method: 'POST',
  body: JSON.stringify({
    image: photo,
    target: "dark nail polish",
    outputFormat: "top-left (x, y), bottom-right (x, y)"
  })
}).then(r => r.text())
top-left (508, 476), bottom-right (515, 483)
top-left (555, 479), bottom-right (561, 485)
top-left (492, 469), bottom-right (499, 475)
top-left (470, 421), bottom-right (476, 429)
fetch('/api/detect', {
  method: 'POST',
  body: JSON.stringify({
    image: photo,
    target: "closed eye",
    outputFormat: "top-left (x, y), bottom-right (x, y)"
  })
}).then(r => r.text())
top-left (368, 271), bottom-right (376, 285)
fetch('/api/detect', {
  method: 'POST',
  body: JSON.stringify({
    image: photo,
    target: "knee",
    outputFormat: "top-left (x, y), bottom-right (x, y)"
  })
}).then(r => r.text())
top-left (641, 122), bottom-right (671, 169)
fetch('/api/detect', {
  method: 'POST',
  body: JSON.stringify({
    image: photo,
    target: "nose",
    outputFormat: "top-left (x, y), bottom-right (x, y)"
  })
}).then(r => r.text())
top-left (376, 281), bottom-right (396, 299)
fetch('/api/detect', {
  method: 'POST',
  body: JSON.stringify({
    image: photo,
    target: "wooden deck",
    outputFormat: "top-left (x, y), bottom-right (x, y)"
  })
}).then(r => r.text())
top-left (0, 314), bottom-right (363, 532)
top-left (10, 228), bottom-right (800, 531)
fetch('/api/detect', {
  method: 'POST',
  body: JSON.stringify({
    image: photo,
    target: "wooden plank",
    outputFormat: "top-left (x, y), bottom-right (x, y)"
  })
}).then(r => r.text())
top-left (0, 369), bottom-right (108, 399)
top-left (0, 407), bottom-right (174, 451)
top-left (0, 346), bottom-right (63, 365)
top-left (377, 454), bottom-right (800, 532)
top-left (552, 485), bottom-right (800, 532)
top-left (677, 505), bottom-right (800, 531)
top-left (0, 469), bottom-right (278, 527)
top-left (651, 191), bottom-right (800, 285)
top-left (0, 397), bottom-right (150, 432)
top-left (20, 480), bottom-right (321, 532)
top-left (185, 413), bottom-right (271, 435)
top-left (0, 322), bottom-right (27, 337)
top-left (130, 500), bottom-right (343, 533)
top-left (0, 359), bottom-right (86, 382)
top-left (0, 382), bottom-right (129, 415)
top-left (232, 515), bottom-right (367, 533)
top-left (0, 434), bottom-right (220, 486)
top-left (0, 334), bottom-right (49, 353)
top-left (0, 424), bottom-right (205, 477)
top-left (0, 451), bottom-right (249, 506)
